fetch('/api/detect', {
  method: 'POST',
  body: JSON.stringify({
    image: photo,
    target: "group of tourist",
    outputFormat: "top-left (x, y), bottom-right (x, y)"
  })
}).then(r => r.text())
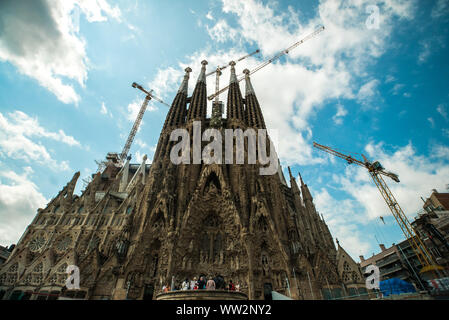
top-left (161, 275), bottom-right (240, 293)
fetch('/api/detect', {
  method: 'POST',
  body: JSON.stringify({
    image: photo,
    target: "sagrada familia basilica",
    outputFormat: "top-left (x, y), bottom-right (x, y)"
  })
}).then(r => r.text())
top-left (0, 60), bottom-right (366, 300)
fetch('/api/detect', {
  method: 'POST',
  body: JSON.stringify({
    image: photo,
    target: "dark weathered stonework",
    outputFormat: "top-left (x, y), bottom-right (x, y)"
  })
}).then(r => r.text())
top-left (0, 61), bottom-right (365, 300)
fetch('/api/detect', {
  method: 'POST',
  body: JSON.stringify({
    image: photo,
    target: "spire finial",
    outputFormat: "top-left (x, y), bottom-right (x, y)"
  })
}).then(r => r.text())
top-left (197, 60), bottom-right (208, 83)
top-left (288, 166), bottom-right (293, 179)
top-left (298, 171), bottom-right (304, 185)
top-left (243, 68), bottom-right (255, 95)
top-left (229, 61), bottom-right (237, 83)
top-left (177, 67), bottom-right (192, 94)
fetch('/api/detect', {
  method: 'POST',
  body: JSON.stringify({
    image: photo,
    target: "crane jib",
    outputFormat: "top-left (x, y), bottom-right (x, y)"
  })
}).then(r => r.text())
top-left (207, 26), bottom-right (325, 101)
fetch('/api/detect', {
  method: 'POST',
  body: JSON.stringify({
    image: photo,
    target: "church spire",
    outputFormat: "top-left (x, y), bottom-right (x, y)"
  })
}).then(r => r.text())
top-left (187, 60), bottom-right (208, 121)
top-left (163, 67), bottom-right (191, 129)
top-left (288, 166), bottom-right (294, 180)
top-left (298, 170), bottom-right (304, 186)
top-left (226, 61), bottom-right (245, 123)
top-left (243, 69), bottom-right (266, 128)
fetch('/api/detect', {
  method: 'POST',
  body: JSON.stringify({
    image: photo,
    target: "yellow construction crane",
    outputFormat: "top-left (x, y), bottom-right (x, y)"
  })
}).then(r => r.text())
top-left (313, 141), bottom-right (444, 275)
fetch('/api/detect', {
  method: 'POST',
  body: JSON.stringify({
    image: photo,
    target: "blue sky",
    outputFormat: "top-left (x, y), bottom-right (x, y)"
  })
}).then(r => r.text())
top-left (0, 0), bottom-right (448, 261)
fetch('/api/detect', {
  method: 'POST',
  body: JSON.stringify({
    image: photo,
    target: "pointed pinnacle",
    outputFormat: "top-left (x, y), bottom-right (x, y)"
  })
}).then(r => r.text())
top-left (178, 67), bottom-right (192, 94)
top-left (197, 60), bottom-right (208, 83)
top-left (243, 68), bottom-right (255, 95)
top-left (229, 61), bottom-right (237, 83)
top-left (288, 166), bottom-right (293, 179)
top-left (298, 171), bottom-right (304, 185)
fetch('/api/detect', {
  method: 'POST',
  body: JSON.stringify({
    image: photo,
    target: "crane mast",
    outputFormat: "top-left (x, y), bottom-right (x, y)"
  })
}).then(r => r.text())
top-left (119, 82), bottom-right (170, 164)
top-left (207, 25), bottom-right (325, 101)
top-left (313, 141), bottom-right (443, 274)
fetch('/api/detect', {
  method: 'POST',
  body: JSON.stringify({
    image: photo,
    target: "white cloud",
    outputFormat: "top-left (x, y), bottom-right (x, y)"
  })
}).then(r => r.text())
top-left (391, 83), bottom-right (405, 95)
top-left (101, 102), bottom-right (108, 114)
top-left (0, 110), bottom-right (79, 170)
top-left (0, 167), bottom-right (47, 245)
top-left (428, 117), bottom-right (435, 128)
top-left (100, 101), bottom-right (113, 117)
top-left (431, 144), bottom-right (449, 160)
top-left (437, 104), bottom-right (448, 121)
top-left (443, 128), bottom-right (449, 138)
top-left (385, 75), bottom-right (396, 83)
top-left (147, 66), bottom-right (185, 100)
top-left (0, 0), bottom-right (121, 104)
top-left (76, 0), bottom-right (121, 23)
top-left (206, 19), bottom-right (238, 43)
top-left (357, 79), bottom-right (381, 108)
top-left (332, 104), bottom-right (348, 125)
top-left (431, 0), bottom-right (449, 19)
top-left (206, 11), bottom-right (214, 20)
top-left (314, 187), bottom-right (371, 257)
top-left (418, 40), bottom-right (431, 63)
top-left (357, 79), bottom-right (380, 100)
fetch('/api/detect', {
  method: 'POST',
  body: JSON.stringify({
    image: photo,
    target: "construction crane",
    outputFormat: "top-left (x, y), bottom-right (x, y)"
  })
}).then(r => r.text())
top-left (313, 141), bottom-right (444, 275)
top-left (119, 82), bottom-right (170, 163)
top-left (207, 25), bottom-right (325, 101)
top-left (206, 49), bottom-right (260, 103)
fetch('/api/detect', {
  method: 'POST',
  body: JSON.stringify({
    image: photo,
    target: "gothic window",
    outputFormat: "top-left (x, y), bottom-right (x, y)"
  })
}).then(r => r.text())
top-left (29, 236), bottom-right (46, 252)
top-left (55, 235), bottom-right (72, 252)
top-left (77, 206), bottom-right (84, 214)
top-left (126, 206), bottom-right (133, 215)
top-left (204, 172), bottom-right (221, 194)
top-left (257, 216), bottom-right (268, 232)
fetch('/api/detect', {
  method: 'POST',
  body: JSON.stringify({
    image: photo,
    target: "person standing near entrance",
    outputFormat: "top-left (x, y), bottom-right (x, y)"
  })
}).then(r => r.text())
top-left (182, 278), bottom-right (190, 290)
top-left (206, 276), bottom-right (216, 290)
top-left (191, 277), bottom-right (198, 290)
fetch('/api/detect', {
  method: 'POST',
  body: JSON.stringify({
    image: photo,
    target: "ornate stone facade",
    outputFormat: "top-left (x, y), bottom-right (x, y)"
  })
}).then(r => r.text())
top-left (0, 60), bottom-right (364, 300)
